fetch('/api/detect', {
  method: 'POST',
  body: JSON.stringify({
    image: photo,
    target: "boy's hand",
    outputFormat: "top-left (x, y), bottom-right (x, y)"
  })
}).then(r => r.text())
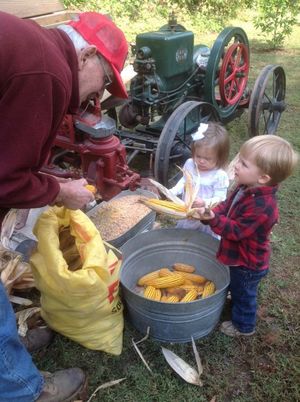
top-left (191, 207), bottom-right (215, 220)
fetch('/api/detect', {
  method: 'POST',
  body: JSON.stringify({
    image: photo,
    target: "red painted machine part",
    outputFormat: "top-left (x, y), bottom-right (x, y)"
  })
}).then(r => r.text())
top-left (43, 115), bottom-right (140, 201)
top-left (219, 42), bottom-right (249, 106)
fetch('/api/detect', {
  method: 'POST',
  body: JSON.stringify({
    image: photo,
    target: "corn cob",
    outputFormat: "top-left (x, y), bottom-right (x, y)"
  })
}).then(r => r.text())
top-left (177, 272), bottom-right (207, 284)
top-left (202, 281), bottom-right (216, 298)
top-left (166, 295), bottom-right (180, 303)
top-left (143, 273), bottom-right (185, 288)
top-left (143, 198), bottom-right (187, 211)
top-left (183, 279), bottom-right (194, 285)
top-left (160, 295), bottom-right (169, 302)
top-left (173, 263), bottom-right (196, 273)
top-left (141, 198), bottom-right (188, 219)
top-left (137, 270), bottom-right (160, 286)
top-left (85, 184), bottom-right (97, 194)
top-left (154, 288), bottom-right (162, 301)
top-left (166, 287), bottom-right (186, 299)
top-left (180, 289), bottom-right (198, 302)
top-left (144, 286), bottom-right (161, 301)
top-left (159, 268), bottom-right (174, 277)
top-left (179, 284), bottom-right (200, 292)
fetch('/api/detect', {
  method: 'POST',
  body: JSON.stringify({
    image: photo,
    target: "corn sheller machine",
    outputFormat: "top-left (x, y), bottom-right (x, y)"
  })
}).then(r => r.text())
top-left (44, 14), bottom-right (286, 198)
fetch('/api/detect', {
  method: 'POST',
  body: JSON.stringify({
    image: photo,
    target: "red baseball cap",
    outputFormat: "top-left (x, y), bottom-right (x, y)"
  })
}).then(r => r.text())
top-left (69, 12), bottom-right (128, 99)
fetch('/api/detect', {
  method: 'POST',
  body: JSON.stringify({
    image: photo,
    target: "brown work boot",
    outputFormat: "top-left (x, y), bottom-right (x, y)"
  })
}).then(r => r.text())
top-left (20, 327), bottom-right (54, 353)
top-left (37, 368), bottom-right (87, 402)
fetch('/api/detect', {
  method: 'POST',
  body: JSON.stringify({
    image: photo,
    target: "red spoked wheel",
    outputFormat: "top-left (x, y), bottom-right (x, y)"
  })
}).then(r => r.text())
top-left (219, 43), bottom-right (249, 106)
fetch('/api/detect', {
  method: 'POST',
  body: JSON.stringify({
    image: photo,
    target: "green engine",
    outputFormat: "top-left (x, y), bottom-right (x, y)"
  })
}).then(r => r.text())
top-left (119, 14), bottom-right (210, 128)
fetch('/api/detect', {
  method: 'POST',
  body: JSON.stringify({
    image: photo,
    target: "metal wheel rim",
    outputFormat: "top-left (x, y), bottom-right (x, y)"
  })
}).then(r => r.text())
top-left (154, 101), bottom-right (219, 186)
top-left (248, 65), bottom-right (286, 136)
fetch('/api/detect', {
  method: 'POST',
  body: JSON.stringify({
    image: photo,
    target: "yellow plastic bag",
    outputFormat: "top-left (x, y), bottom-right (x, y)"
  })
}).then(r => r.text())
top-left (30, 206), bottom-right (123, 355)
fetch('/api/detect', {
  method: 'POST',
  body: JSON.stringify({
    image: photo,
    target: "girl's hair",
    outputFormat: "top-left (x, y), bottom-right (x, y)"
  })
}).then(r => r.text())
top-left (239, 135), bottom-right (298, 185)
top-left (191, 122), bottom-right (230, 168)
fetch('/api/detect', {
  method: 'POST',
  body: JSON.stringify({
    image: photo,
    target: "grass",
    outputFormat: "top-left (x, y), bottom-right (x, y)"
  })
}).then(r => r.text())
top-left (32, 13), bottom-right (300, 402)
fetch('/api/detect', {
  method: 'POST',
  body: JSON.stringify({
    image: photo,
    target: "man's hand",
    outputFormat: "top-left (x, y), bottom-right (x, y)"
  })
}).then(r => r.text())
top-left (53, 178), bottom-right (95, 210)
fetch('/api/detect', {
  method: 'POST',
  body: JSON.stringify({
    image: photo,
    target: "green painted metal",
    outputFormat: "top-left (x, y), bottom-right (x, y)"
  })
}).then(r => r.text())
top-left (135, 29), bottom-right (194, 81)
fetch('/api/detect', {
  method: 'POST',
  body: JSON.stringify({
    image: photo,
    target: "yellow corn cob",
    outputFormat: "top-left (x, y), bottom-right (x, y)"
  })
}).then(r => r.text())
top-left (144, 286), bottom-right (161, 301)
top-left (166, 287), bottom-right (186, 299)
top-left (143, 273), bottom-right (185, 288)
top-left (85, 184), bottom-right (97, 194)
top-left (141, 198), bottom-right (187, 219)
top-left (159, 268), bottom-right (174, 277)
top-left (166, 295), bottom-right (180, 303)
top-left (154, 288), bottom-right (162, 301)
top-left (160, 295), bottom-right (169, 302)
top-left (144, 198), bottom-right (187, 212)
top-left (183, 279), bottom-right (194, 285)
top-left (202, 281), bottom-right (216, 298)
top-left (173, 263), bottom-right (196, 273)
top-left (179, 284), bottom-right (200, 291)
top-left (180, 289), bottom-right (198, 302)
top-left (177, 272), bottom-right (207, 284)
top-left (137, 270), bottom-right (160, 286)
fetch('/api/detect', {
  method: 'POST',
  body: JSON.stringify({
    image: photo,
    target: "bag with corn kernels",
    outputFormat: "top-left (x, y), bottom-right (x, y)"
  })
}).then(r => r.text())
top-left (30, 206), bottom-right (123, 355)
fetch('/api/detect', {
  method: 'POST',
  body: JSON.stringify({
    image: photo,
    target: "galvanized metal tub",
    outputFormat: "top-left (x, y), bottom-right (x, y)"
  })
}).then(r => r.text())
top-left (120, 228), bottom-right (230, 343)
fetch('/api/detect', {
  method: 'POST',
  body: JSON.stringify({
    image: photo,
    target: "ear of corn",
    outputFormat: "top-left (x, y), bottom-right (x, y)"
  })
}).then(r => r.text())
top-left (173, 263), bottom-right (196, 273)
top-left (181, 289), bottom-right (198, 302)
top-left (166, 287), bottom-right (186, 299)
top-left (159, 268), bottom-right (174, 277)
top-left (166, 295), bottom-right (180, 303)
top-left (141, 169), bottom-right (201, 220)
top-left (177, 272), bottom-right (207, 284)
top-left (148, 178), bottom-right (185, 205)
top-left (140, 198), bottom-right (187, 219)
top-left (144, 286), bottom-right (161, 301)
top-left (161, 295), bottom-right (169, 302)
top-left (202, 281), bottom-right (216, 298)
top-left (137, 270), bottom-right (160, 286)
top-left (143, 273), bottom-right (185, 288)
top-left (85, 184), bottom-right (97, 194)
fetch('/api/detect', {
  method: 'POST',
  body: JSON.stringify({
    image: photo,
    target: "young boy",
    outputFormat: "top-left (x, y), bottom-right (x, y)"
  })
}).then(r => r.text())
top-left (194, 135), bottom-right (298, 337)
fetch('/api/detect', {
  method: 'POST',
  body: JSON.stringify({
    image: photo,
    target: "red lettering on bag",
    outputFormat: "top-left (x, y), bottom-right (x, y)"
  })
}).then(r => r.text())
top-left (107, 280), bottom-right (119, 303)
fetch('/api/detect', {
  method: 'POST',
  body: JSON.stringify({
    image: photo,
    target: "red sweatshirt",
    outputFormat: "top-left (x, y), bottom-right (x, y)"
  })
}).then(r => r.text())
top-left (0, 11), bottom-right (80, 225)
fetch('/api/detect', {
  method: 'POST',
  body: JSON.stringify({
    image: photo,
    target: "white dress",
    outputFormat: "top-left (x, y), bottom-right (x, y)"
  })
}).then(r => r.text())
top-left (170, 158), bottom-right (229, 239)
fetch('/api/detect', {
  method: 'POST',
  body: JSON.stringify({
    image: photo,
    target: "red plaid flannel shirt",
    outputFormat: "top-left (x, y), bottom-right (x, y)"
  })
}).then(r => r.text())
top-left (208, 185), bottom-right (279, 271)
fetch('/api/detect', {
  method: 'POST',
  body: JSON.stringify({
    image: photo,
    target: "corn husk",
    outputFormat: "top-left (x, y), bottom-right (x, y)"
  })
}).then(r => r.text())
top-left (141, 166), bottom-right (201, 219)
top-left (161, 346), bottom-right (203, 386)
top-left (0, 247), bottom-right (35, 302)
top-left (0, 209), bottom-right (18, 249)
top-left (15, 307), bottom-right (41, 336)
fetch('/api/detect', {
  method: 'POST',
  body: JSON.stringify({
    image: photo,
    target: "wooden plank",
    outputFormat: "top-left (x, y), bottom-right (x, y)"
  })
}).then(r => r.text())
top-left (0, 0), bottom-right (65, 19)
top-left (31, 10), bottom-right (78, 27)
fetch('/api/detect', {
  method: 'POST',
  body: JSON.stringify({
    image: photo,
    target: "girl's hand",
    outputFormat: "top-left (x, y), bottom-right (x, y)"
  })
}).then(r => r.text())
top-left (192, 198), bottom-right (205, 208)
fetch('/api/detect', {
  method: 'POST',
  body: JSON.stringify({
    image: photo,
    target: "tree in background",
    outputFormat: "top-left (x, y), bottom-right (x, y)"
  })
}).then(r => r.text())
top-left (254, 0), bottom-right (300, 49)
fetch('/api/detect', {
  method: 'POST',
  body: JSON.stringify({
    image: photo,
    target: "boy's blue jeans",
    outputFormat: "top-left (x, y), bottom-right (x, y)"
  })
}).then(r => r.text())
top-left (229, 266), bottom-right (268, 333)
top-left (0, 281), bottom-right (43, 401)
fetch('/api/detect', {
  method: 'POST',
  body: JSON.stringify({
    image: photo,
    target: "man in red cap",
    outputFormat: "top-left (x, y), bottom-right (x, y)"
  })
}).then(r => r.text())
top-left (0, 11), bottom-right (128, 402)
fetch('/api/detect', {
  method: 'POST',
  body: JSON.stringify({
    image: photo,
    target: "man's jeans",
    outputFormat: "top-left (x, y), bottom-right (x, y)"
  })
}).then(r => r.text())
top-left (0, 281), bottom-right (43, 401)
top-left (229, 266), bottom-right (268, 333)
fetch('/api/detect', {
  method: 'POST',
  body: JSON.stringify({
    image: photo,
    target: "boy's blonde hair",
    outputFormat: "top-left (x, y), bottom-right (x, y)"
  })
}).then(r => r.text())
top-left (240, 135), bottom-right (298, 185)
top-left (191, 122), bottom-right (229, 169)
